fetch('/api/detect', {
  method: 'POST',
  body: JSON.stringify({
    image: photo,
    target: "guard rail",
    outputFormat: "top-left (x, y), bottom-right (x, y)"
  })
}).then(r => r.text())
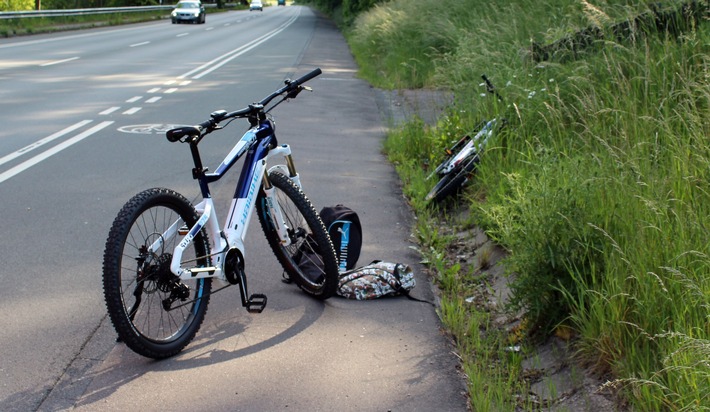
top-left (0, 4), bottom-right (223, 20)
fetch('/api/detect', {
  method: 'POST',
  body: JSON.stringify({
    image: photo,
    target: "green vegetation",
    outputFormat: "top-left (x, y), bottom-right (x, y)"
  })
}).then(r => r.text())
top-left (0, 10), bottom-right (168, 36)
top-left (3, 0), bottom-right (178, 9)
top-left (0, 3), bottom-right (243, 37)
top-left (1, 0), bottom-right (34, 11)
top-left (339, 0), bottom-right (709, 409)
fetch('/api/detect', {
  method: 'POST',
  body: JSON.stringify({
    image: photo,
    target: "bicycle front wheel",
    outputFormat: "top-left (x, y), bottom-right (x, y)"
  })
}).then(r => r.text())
top-left (425, 155), bottom-right (480, 204)
top-left (102, 188), bottom-right (212, 359)
top-left (257, 171), bottom-right (339, 299)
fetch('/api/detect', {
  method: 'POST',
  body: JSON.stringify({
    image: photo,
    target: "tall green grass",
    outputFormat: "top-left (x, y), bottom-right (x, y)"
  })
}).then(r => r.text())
top-left (353, 0), bottom-right (709, 409)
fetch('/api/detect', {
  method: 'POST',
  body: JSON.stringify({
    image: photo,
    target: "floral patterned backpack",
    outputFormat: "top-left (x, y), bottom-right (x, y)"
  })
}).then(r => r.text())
top-left (337, 260), bottom-right (422, 301)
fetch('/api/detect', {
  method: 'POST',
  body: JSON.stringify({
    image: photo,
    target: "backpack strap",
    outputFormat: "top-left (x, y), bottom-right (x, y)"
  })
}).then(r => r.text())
top-left (390, 264), bottom-right (435, 306)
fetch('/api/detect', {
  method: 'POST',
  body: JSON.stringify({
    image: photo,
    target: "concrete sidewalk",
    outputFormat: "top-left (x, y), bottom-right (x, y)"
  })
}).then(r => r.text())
top-left (40, 9), bottom-right (468, 412)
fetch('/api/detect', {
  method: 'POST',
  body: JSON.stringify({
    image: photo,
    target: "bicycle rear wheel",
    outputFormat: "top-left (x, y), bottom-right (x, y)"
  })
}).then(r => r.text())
top-left (102, 188), bottom-right (212, 359)
top-left (425, 155), bottom-right (480, 204)
top-left (257, 171), bottom-right (339, 299)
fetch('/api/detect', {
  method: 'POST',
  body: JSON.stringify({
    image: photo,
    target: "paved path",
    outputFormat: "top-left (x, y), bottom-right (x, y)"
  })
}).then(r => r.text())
top-left (39, 9), bottom-right (469, 412)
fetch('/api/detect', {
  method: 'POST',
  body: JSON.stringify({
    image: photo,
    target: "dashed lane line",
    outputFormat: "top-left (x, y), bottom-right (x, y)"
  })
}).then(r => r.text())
top-left (122, 107), bottom-right (142, 115)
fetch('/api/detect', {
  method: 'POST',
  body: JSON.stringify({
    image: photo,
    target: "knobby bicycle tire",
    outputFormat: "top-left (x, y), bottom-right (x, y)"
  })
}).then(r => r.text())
top-left (102, 188), bottom-right (212, 359)
top-left (425, 155), bottom-right (480, 204)
top-left (257, 171), bottom-right (339, 299)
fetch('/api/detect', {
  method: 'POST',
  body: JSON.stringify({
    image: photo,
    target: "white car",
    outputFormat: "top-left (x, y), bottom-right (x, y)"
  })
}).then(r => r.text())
top-left (250, 0), bottom-right (263, 11)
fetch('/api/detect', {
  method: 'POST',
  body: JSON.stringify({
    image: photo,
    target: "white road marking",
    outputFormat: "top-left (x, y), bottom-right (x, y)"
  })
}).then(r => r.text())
top-left (0, 121), bottom-right (114, 184)
top-left (181, 10), bottom-right (300, 80)
top-left (123, 107), bottom-right (142, 115)
top-left (3, 6), bottom-right (303, 183)
top-left (0, 120), bottom-right (92, 167)
top-left (40, 57), bottom-right (79, 67)
top-left (99, 107), bottom-right (121, 115)
top-left (0, 9), bottom-right (306, 185)
top-left (0, 25), bottom-right (157, 49)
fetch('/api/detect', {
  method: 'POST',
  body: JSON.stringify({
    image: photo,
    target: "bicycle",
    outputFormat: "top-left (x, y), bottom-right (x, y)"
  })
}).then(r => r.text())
top-left (102, 68), bottom-right (340, 359)
top-left (425, 75), bottom-right (505, 204)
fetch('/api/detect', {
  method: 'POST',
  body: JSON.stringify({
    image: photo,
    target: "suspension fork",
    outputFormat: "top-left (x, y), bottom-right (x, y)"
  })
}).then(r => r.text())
top-left (263, 144), bottom-right (300, 245)
top-left (266, 144), bottom-right (301, 188)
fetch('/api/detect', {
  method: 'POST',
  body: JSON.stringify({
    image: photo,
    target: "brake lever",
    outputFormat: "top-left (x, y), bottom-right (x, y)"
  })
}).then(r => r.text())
top-left (286, 85), bottom-right (312, 99)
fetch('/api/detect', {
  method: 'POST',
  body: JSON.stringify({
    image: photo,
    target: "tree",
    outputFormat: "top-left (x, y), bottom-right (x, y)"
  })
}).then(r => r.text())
top-left (1, 0), bottom-right (35, 11)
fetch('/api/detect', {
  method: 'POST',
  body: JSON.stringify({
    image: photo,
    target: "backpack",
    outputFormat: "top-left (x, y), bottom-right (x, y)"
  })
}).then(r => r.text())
top-left (337, 261), bottom-right (417, 300)
top-left (319, 205), bottom-right (362, 272)
top-left (292, 208), bottom-right (431, 305)
top-left (288, 205), bottom-right (362, 284)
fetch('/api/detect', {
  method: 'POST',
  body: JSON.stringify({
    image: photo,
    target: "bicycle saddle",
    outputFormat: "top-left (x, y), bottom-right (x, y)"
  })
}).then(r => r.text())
top-left (166, 126), bottom-right (202, 142)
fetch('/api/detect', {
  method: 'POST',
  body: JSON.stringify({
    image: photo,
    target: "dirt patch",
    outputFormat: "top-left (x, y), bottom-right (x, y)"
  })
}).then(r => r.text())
top-left (374, 88), bottom-right (454, 127)
top-left (438, 209), bottom-right (621, 411)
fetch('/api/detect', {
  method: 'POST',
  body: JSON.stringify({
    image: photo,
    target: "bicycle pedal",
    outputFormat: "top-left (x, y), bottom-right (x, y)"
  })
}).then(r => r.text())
top-left (245, 293), bottom-right (267, 313)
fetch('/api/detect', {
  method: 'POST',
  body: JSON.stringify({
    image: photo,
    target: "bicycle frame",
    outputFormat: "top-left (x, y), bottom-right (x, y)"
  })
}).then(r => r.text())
top-left (438, 118), bottom-right (498, 175)
top-left (101, 68), bottom-right (335, 358)
top-left (155, 118), bottom-right (299, 284)
top-left (435, 73), bottom-right (504, 175)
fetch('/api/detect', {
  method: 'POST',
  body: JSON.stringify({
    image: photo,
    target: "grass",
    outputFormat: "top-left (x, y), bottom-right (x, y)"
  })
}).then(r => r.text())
top-left (344, 0), bottom-right (710, 410)
top-left (414, 211), bottom-right (531, 411)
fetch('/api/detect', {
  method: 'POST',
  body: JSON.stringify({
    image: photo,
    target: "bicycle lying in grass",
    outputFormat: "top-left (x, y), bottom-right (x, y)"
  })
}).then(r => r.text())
top-left (425, 75), bottom-right (505, 204)
top-left (102, 68), bottom-right (339, 359)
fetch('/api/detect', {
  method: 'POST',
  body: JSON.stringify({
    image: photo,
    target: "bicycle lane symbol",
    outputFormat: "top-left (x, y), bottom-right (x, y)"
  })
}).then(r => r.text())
top-left (117, 124), bottom-right (188, 135)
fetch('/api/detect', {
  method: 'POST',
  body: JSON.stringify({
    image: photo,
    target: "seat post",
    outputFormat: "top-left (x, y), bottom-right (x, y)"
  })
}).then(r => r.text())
top-left (188, 139), bottom-right (212, 198)
top-left (189, 139), bottom-right (206, 178)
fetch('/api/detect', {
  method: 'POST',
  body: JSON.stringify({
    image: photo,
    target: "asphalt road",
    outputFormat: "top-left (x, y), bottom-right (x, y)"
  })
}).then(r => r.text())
top-left (0, 7), bottom-right (468, 411)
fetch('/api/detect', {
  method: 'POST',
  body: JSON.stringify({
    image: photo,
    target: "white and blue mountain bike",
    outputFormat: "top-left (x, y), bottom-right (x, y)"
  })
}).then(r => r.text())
top-left (102, 68), bottom-right (339, 359)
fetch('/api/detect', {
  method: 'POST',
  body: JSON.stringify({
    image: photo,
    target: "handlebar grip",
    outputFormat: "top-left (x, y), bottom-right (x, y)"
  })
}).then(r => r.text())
top-left (294, 68), bottom-right (322, 85)
top-left (198, 118), bottom-right (215, 130)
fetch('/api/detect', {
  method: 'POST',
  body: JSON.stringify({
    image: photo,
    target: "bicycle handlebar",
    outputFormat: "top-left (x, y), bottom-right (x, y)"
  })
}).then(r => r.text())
top-left (228, 67), bottom-right (323, 119)
top-left (481, 74), bottom-right (504, 103)
top-left (166, 68), bottom-right (323, 142)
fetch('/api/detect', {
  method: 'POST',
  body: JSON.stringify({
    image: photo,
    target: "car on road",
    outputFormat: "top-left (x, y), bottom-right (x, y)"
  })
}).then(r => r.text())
top-left (171, 0), bottom-right (206, 24)
top-left (250, 0), bottom-right (263, 11)
top-left (277, 0), bottom-right (286, 5)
